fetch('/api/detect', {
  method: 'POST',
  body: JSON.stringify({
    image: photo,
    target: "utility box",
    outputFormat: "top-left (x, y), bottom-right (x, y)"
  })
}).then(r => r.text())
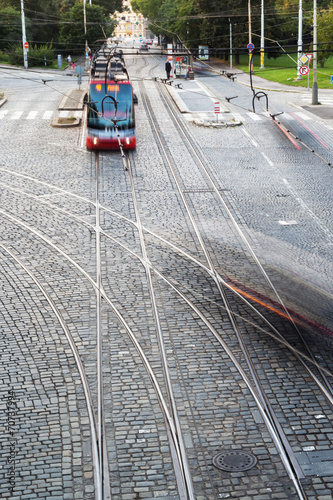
top-left (189, 70), bottom-right (194, 80)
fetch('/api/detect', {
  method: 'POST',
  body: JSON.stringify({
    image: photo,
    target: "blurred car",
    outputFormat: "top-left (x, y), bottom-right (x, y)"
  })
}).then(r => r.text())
top-left (140, 44), bottom-right (149, 51)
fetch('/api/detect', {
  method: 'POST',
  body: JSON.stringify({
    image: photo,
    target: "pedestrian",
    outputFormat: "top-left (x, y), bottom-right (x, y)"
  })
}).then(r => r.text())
top-left (72, 61), bottom-right (75, 70)
top-left (184, 66), bottom-right (190, 80)
top-left (67, 54), bottom-right (71, 68)
top-left (165, 60), bottom-right (171, 79)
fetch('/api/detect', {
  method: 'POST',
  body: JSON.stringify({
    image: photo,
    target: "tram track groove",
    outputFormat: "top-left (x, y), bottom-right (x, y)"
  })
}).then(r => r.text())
top-left (154, 76), bottom-right (333, 401)
top-left (0, 170), bottom-right (202, 498)
top-left (139, 77), bottom-right (306, 498)
top-left (1, 49), bottom-right (333, 499)
top-left (134, 66), bottom-right (333, 498)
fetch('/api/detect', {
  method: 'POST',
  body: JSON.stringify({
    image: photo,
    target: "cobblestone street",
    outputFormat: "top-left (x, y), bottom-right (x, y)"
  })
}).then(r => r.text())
top-left (1, 53), bottom-right (333, 499)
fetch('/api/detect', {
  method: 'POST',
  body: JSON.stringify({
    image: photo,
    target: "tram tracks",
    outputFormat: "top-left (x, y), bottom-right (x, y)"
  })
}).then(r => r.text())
top-left (1, 50), bottom-right (333, 500)
top-left (130, 68), bottom-right (333, 498)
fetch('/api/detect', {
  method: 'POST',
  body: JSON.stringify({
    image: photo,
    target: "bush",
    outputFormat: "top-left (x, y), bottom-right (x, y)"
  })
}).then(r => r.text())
top-left (0, 50), bottom-right (10, 64)
top-left (8, 43), bottom-right (55, 67)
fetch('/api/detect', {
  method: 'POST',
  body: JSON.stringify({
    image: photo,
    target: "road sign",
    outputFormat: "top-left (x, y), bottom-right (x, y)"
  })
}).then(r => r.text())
top-left (299, 65), bottom-right (309, 76)
top-left (24, 41), bottom-right (29, 50)
top-left (214, 102), bottom-right (220, 114)
top-left (247, 43), bottom-right (255, 52)
top-left (299, 54), bottom-right (309, 65)
top-left (331, 76), bottom-right (333, 84)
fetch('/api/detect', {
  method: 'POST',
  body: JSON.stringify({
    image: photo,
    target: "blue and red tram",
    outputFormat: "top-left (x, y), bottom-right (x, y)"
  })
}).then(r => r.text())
top-left (86, 49), bottom-right (136, 150)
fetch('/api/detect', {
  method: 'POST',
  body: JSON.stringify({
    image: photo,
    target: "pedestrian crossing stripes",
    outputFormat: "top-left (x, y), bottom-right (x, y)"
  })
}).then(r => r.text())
top-left (184, 110), bottom-right (322, 125)
top-left (301, 95), bottom-right (333, 105)
top-left (0, 110), bottom-right (83, 121)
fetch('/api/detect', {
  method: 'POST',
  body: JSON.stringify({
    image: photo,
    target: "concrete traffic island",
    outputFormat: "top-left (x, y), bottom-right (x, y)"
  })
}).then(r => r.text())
top-left (52, 89), bottom-right (85, 128)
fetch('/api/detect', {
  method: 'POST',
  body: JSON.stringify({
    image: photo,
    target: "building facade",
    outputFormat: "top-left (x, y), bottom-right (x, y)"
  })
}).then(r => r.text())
top-left (113, 0), bottom-right (153, 40)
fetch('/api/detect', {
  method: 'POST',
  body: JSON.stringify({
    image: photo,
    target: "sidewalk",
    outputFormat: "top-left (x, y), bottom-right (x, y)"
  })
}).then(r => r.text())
top-left (202, 59), bottom-right (333, 120)
top-left (165, 60), bottom-right (333, 123)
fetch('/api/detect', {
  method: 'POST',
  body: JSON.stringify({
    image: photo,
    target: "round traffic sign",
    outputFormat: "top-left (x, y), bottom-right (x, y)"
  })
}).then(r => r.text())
top-left (24, 41), bottom-right (29, 49)
top-left (247, 43), bottom-right (255, 51)
top-left (299, 65), bottom-right (309, 75)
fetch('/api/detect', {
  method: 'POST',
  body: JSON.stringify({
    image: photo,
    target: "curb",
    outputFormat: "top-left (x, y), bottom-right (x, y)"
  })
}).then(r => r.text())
top-left (54, 89), bottom-right (85, 127)
top-left (165, 80), bottom-right (241, 127)
top-left (51, 117), bottom-right (81, 128)
top-left (0, 97), bottom-right (7, 108)
top-left (59, 89), bottom-right (85, 111)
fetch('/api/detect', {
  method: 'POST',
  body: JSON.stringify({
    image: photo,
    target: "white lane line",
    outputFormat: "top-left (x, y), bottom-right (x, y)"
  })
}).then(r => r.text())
top-left (242, 128), bottom-right (259, 147)
top-left (0, 111), bottom-right (8, 119)
top-left (282, 178), bottom-right (333, 239)
top-left (59, 110), bottom-right (69, 117)
top-left (261, 152), bottom-right (274, 166)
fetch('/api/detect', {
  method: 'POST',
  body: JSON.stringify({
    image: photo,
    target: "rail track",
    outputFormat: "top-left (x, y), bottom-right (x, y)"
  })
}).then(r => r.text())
top-left (1, 49), bottom-right (333, 500)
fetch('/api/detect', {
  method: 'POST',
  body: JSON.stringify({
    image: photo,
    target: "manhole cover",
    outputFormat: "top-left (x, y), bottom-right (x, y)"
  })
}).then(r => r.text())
top-left (212, 450), bottom-right (257, 472)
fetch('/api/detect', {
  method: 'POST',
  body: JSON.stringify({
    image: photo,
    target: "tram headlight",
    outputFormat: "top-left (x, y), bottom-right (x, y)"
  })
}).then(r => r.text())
top-left (93, 138), bottom-right (98, 145)
top-left (126, 137), bottom-right (130, 145)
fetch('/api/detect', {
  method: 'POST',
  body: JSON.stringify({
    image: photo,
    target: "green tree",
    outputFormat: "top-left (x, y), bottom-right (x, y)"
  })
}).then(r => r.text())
top-left (317, 7), bottom-right (333, 67)
top-left (0, 6), bottom-right (33, 50)
top-left (59, 2), bottom-right (114, 52)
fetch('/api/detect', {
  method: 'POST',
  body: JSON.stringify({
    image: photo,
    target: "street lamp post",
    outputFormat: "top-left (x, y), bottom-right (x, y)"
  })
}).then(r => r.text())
top-left (312, 0), bottom-right (318, 104)
top-left (20, 0), bottom-right (28, 69)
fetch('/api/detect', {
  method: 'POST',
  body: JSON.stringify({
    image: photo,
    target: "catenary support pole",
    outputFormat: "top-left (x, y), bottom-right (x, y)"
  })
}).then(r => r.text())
top-left (261, 0), bottom-right (264, 68)
top-left (312, 0), bottom-right (318, 104)
top-left (230, 21), bottom-right (232, 70)
top-left (297, 0), bottom-right (303, 78)
top-left (20, 0), bottom-right (28, 69)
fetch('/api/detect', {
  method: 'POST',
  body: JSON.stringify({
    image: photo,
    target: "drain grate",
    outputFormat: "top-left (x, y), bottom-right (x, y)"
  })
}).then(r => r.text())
top-left (212, 450), bottom-right (257, 472)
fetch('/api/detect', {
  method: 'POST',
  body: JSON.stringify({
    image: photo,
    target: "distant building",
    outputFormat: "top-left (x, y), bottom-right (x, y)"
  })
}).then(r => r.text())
top-left (113, 0), bottom-right (153, 40)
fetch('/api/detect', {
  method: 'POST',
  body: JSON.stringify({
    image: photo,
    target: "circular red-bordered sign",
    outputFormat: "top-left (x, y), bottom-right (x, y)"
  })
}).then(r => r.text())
top-left (299, 65), bottom-right (309, 75)
top-left (247, 43), bottom-right (255, 52)
top-left (24, 42), bottom-right (29, 49)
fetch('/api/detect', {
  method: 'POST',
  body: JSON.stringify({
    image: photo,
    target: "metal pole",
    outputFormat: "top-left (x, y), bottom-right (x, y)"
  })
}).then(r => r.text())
top-left (230, 21), bottom-right (232, 70)
top-left (312, 0), bottom-right (318, 104)
top-left (260, 0), bottom-right (264, 68)
top-left (297, 0), bottom-right (302, 78)
top-left (20, 0), bottom-right (28, 69)
top-left (83, 0), bottom-right (87, 36)
top-left (248, 0), bottom-right (253, 73)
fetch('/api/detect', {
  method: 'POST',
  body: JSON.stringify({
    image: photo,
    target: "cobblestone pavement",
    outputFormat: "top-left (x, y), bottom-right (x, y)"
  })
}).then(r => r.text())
top-left (0, 55), bottom-right (333, 500)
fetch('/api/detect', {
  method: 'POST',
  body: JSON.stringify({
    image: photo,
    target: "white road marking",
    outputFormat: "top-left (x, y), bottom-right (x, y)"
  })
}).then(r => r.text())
top-left (10, 111), bottom-right (23, 120)
top-left (261, 152), bottom-right (274, 166)
top-left (43, 110), bottom-right (53, 119)
top-left (246, 112), bottom-right (262, 121)
top-left (27, 111), bottom-right (38, 120)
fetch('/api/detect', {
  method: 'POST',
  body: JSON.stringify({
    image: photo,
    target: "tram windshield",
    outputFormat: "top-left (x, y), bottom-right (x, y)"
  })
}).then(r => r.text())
top-left (87, 82), bottom-right (134, 130)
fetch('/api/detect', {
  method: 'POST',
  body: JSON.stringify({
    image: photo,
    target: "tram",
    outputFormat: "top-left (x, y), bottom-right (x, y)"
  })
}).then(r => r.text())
top-left (86, 47), bottom-right (136, 150)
